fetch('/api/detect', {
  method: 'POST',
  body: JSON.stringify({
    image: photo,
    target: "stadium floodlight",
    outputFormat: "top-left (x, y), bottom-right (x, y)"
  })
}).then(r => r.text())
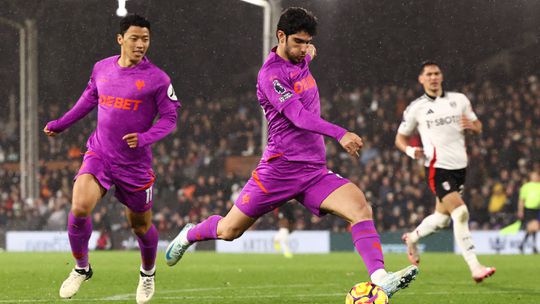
top-left (239, 0), bottom-right (281, 149)
top-left (116, 0), bottom-right (128, 17)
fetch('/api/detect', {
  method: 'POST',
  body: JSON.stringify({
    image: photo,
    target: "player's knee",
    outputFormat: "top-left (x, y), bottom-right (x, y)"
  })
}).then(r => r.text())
top-left (434, 212), bottom-right (451, 229)
top-left (131, 222), bottom-right (151, 236)
top-left (348, 201), bottom-right (373, 224)
top-left (220, 226), bottom-right (244, 241)
top-left (70, 204), bottom-right (91, 217)
top-left (450, 205), bottom-right (469, 223)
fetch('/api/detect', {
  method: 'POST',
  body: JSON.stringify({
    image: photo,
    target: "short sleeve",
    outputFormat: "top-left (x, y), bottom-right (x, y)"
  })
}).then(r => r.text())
top-left (462, 94), bottom-right (478, 121)
top-left (397, 104), bottom-right (418, 136)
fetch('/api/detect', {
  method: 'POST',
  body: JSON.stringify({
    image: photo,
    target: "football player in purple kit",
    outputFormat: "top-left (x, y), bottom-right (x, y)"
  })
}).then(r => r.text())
top-left (43, 15), bottom-right (179, 303)
top-left (166, 7), bottom-right (417, 298)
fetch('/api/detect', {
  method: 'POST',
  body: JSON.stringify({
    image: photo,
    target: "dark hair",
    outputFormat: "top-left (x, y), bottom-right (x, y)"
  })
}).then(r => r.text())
top-left (419, 60), bottom-right (440, 75)
top-left (276, 7), bottom-right (317, 38)
top-left (119, 14), bottom-right (151, 36)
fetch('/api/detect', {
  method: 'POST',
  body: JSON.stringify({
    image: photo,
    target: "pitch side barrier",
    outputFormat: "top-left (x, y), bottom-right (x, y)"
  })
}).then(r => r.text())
top-left (11, 230), bottom-right (535, 254)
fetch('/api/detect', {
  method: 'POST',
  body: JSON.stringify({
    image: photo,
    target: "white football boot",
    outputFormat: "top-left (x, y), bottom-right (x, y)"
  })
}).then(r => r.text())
top-left (59, 266), bottom-right (93, 298)
top-left (165, 223), bottom-right (195, 266)
top-left (374, 265), bottom-right (418, 298)
top-left (136, 271), bottom-right (155, 304)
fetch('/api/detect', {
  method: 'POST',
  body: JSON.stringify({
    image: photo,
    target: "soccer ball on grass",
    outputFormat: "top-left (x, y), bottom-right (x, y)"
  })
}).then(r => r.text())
top-left (345, 282), bottom-right (389, 304)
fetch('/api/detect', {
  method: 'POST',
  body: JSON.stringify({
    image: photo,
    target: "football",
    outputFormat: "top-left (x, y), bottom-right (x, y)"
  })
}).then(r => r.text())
top-left (345, 282), bottom-right (389, 304)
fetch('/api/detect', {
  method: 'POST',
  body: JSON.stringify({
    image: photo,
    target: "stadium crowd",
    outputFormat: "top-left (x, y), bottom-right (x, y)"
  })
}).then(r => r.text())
top-left (0, 75), bottom-right (539, 239)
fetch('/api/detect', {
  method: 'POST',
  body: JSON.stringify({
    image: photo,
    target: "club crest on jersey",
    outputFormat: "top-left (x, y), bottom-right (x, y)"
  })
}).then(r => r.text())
top-left (167, 84), bottom-right (178, 101)
top-left (442, 181), bottom-right (451, 191)
top-left (135, 80), bottom-right (145, 91)
top-left (450, 101), bottom-right (457, 108)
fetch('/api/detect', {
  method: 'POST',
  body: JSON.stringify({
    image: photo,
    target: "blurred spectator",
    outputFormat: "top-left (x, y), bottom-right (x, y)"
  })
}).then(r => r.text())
top-left (0, 76), bottom-right (538, 235)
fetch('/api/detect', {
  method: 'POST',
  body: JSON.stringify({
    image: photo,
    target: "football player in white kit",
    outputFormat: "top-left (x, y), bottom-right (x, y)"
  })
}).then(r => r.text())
top-left (395, 61), bottom-right (496, 283)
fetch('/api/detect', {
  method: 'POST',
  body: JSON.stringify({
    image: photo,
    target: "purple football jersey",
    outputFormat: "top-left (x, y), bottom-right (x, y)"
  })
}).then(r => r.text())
top-left (47, 56), bottom-right (179, 168)
top-left (257, 48), bottom-right (329, 164)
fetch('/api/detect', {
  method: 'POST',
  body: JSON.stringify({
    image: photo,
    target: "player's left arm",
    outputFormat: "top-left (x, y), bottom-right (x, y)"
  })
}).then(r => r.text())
top-left (460, 94), bottom-right (482, 134)
top-left (124, 80), bottom-right (180, 148)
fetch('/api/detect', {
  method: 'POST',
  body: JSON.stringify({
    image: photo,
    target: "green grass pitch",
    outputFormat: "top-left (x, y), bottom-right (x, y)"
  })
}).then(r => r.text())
top-left (0, 251), bottom-right (538, 303)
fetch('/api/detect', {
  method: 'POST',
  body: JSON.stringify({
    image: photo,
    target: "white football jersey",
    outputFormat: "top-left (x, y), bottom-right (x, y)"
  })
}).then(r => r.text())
top-left (397, 91), bottom-right (478, 170)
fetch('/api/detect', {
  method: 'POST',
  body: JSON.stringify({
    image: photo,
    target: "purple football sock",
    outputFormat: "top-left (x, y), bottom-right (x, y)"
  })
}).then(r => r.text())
top-left (136, 224), bottom-right (158, 271)
top-left (187, 215), bottom-right (223, 242)
top-left (351, 220), bottom-right (385, 275)
top-left (68, 212), bottom-right (92, 268)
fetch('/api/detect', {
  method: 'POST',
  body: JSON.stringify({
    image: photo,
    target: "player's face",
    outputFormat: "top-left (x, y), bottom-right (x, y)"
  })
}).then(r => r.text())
top-left (117, 26), bottom-right (150, 64)
top-left (419, 65), bottom-right (443, 93)
top-left (278, 30), bottom-right (313, 63)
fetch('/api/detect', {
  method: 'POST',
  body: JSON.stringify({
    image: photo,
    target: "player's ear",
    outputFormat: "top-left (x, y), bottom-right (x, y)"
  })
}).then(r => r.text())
top-left (116, 34), bottom-right (123, 46)
top-left (276, 30), bottom-right (286, 44)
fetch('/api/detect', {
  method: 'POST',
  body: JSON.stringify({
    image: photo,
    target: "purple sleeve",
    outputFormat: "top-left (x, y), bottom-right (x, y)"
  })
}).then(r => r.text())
top-left (137, 81), bottom-right (180, 147)
top-left (260, 67), bottom-right (347, 141)
top-left (282, 99), bottom-right (347, 141)
top-left (46, 75), bottom-right (98, 133)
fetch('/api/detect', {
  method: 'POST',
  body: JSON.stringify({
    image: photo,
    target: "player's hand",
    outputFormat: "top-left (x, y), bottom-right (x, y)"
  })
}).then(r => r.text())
top-left (122, 133), bottom-right (139, 148)
top-left (406, 146), bottom-right (425, 160)
top-left (43, 125), bottom-right (57, 137)
top-left (517, 209), bottom-right (524, 220)
top-left (460, 115), bottom-right (475, 131)
top-left (339, 132), bottom-right (363, 158)
top-left (307, 44), bottom-right (316, 59)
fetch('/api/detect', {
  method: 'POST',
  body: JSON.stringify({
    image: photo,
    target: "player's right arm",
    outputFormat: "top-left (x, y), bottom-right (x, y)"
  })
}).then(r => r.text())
top-left (44, 71), bottom-right (99, 136)
top-left (260, 67), bottom-right (361, 157)
top-left (395, 104), bottom-right (424, 159)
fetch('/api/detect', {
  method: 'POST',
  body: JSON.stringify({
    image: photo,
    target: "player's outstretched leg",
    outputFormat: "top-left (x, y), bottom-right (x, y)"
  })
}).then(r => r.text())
top-left (402, 211), bottom-right (451, 266)
top-left (351, 220), bottom-right (419, 298)
top-left (401, 232), bottom-right (420, 266)
top-left (165, 223), bottom-right (196, 266)
top-left (166, 215), bottom-right (225, 266)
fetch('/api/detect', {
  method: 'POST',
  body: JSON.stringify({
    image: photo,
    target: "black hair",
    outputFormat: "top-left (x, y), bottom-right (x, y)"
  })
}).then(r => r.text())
top-left (276, 7), bottom-right (317, 38)
top-left (119, 14), bottom-right (151, 36)
top-left (419, 60), bottom-right (440, 75)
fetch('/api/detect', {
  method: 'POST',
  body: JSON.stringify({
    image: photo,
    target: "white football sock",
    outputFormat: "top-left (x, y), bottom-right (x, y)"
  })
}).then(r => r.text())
top-left (370, 268), bottom-right (388, 284)
top-left (140, 265), bottom-right (156, 276)
top-left (408, 212), bottom-right (450, 243)
top-left (451, 205), bottom-right (481, 272)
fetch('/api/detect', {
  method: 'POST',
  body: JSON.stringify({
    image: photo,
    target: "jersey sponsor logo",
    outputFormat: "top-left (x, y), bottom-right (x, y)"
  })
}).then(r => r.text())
top-left (293, 74), bottom-right (316, 94)
top-left (167, 84), bottom-right (178, 101)
top-left (99, 94), bottom-right (143, 111)
top-left (135, 80), bottom-right (145, 91)
top-left (425, 115), bottom-right (461, 129)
